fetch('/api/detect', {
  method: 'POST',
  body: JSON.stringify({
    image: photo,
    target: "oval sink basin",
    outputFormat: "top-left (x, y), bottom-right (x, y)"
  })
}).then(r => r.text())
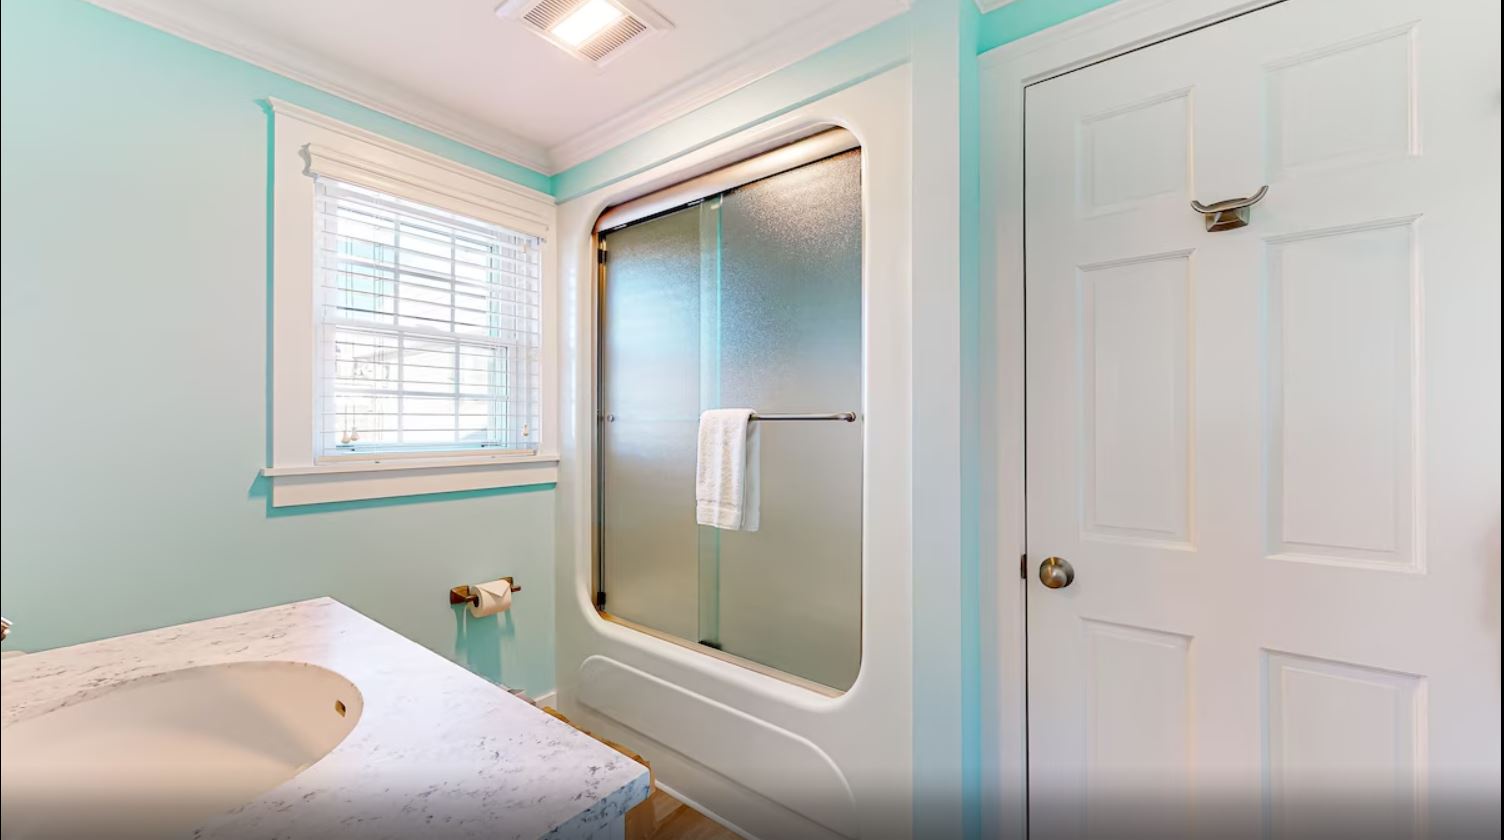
top-left (1, 660), bottom-right (362, 839)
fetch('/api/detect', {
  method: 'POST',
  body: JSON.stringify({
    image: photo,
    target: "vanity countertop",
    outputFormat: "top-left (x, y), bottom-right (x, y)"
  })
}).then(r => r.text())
top-left (0, 598), bottom-right (651, 839)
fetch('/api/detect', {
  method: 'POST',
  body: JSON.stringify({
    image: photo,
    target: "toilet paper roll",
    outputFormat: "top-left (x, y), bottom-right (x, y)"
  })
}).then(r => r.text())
top-left (467, 579), bottom-right (514, 618)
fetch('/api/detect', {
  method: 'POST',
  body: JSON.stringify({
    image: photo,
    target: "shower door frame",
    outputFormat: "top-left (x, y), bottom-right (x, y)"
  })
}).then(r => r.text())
top-left (589, 130), bottom-right (865, 695)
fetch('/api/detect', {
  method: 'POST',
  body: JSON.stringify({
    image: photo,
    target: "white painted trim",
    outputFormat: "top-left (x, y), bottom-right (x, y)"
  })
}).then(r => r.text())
top-left (268, 460), bottom-right (558, 508)
top-left (973, 0), bottom-right (1020, 13)
top-left (977, 0), bottom-right (1280, 76)
top-left (532, 690), bottom-right (558, 709)
top-left (976, 2), bottom-right (1286, 837)
top-left (86, 0), bottom-right (909, 176)
top-left (268, 99), bottom-right (552, 207)
top-left (267, 104), bottom-right (560, 507)
top-left (262, 453), bottom-right (559, 478)
top-left (85, 0), bottom-right (553, 173)
top-left (544, 0), bottom-right (911, 172)
top-left (305, 142), bottom-right (551, 236)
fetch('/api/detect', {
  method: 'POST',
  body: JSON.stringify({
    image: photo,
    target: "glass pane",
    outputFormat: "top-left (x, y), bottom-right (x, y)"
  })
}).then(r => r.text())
top-left (599, 206), bottom-right (702, 640)
top-left (316, 178), bottom-right (540, 455)
top-left (599, 149), bottom-right (863, 691)
top-left (712, 150), bottom-right (863, 690)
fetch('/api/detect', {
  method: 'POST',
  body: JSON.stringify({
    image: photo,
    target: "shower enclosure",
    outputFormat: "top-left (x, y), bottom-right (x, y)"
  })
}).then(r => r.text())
top-left (595, 136), bottom-right (863, 691)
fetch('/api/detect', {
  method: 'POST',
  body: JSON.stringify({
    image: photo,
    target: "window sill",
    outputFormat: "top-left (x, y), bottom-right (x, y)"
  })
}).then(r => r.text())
top-left (261, 453), bottom-right (558, 507)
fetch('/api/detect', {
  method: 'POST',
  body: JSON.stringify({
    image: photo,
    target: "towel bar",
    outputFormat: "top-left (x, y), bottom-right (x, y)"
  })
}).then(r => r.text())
top-left (750, 412), bottom-right (857, 422)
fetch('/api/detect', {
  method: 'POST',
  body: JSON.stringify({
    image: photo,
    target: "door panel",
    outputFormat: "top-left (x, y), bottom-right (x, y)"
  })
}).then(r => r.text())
top-left (1081, 621), bottom-right (1194, 838)
top-left (599, 206), bottom-right (703, 640)
top-left (714, 151), bottom-right (864, 690)
top-left (1265, 220), bottom-right (1418, 569)
top-left (1263, 651), bottom-right (1426, 838)
top-left (1079, 251), bottom-right (1194, 547)
top-left (1024, 1), bottom-right (1500, 837)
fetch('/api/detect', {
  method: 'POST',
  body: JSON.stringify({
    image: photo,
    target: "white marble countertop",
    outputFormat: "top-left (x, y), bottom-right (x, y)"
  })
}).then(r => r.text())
top-left (0, 598), bottom-right (651, 839)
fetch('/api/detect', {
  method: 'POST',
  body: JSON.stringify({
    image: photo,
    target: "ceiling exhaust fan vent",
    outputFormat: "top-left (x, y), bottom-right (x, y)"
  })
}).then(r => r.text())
top-left (577, 15), bottom-right (649, 63)
top-left (499, 0), bottom-right (671, 67)
top-left (518, 0), bottom-right (579, 30)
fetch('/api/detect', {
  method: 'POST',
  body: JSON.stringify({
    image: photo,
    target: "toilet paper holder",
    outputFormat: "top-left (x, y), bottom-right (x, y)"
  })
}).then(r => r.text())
top-left (449, 578), bottom-right (522, 606)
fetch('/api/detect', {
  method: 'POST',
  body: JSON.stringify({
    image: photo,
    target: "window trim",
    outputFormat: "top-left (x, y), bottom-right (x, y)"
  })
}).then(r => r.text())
top-left (264, 99), bottom-right (558, 507)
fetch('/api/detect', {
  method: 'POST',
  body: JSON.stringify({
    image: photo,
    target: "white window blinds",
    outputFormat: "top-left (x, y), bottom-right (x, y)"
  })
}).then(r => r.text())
top-left (315, 178), bottom-right (542, 457)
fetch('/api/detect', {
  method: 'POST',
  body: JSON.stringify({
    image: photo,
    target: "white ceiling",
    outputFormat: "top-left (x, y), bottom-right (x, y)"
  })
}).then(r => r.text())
top-left (90, 0), bottom-right (909, 174)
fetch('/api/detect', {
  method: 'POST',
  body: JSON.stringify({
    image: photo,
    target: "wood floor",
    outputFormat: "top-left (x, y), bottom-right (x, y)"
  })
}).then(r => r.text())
top-left (630, 787), bottom-right (741, 840)
top-left (534, 705), bottom-right (737, 839)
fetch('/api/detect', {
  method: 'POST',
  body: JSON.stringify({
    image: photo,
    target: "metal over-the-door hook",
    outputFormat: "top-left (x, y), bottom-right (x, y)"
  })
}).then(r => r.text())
top-left (1190, 185), bottom-right (1268, 232)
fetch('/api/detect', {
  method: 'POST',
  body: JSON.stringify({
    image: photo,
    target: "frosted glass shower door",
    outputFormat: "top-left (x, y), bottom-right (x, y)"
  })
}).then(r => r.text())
top-left (598, 205), bottom-right (705, 642)
top-left (598, 149), bottom-right (863, 690)
top-left (711, 151), bottom-right (862, 689)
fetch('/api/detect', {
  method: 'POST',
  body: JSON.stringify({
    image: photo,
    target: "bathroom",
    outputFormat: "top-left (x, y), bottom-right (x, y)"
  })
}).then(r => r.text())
top-left (0, 0), bottom-right (1498, 837)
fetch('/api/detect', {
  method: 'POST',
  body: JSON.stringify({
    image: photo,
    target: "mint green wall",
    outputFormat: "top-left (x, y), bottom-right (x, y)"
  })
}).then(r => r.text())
top-left (0, 0), bottom-right (1118, 815)
top-left (0, 0), bottom-right (556, 697)
top-left (979, 0), bottom-right (1123, 53)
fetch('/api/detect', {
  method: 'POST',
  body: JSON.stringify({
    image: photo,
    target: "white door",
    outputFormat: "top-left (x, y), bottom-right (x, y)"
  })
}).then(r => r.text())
top-left (1025, 1), bottom-right (1500, 837)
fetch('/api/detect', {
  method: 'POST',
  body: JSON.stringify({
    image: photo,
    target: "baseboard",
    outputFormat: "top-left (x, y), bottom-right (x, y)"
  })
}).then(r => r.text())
top-left (655, 780), bottom-right (756, 840)
top-left (533, 689), bottom-right (558, 708)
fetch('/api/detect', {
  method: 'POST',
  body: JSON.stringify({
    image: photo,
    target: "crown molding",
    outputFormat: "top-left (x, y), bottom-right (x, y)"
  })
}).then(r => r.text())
top-left (87, 0), bottom-right (908, 178)
top-left (544, 0), bottom-right (911, 172)
top-left (974, 0), bottom-right (1021, 12)
top-left (85, 0), bottom-right (554, 173)
top-left (268, 98), bottom-right (554, 207)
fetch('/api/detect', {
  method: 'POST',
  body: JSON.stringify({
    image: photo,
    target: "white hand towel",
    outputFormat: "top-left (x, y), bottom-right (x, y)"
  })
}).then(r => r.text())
top-left (695, 408), bottom-right (760, 531)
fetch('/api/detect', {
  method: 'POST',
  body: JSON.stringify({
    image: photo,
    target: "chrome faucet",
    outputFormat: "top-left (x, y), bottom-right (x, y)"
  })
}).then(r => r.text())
top-left (1, 616), bottom-right (10, 642)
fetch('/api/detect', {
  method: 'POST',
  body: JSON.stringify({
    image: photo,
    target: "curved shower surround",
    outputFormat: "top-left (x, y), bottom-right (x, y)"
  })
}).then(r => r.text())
top-left (555, 67), bottom-right (916, 840)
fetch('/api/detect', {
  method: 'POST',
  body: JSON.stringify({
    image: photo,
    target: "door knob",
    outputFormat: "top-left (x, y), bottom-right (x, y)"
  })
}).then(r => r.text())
top-left (1038, 556), bottom-right (1075, 589)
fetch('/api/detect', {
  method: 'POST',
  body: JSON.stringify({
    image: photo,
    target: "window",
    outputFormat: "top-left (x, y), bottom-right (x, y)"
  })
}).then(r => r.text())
top-left (316, 179), bottom-right (541, 458)
top-left (263, 100), bottom-right (557, 507)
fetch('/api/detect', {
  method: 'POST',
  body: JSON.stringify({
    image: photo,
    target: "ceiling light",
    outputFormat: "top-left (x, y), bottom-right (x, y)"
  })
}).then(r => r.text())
top-left (550, 0), bottom-right (624, 47)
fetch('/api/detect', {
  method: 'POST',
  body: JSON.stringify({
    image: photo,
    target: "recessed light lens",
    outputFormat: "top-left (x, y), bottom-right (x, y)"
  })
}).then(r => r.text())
top-left (552, 0), bottom-right (624, 47)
